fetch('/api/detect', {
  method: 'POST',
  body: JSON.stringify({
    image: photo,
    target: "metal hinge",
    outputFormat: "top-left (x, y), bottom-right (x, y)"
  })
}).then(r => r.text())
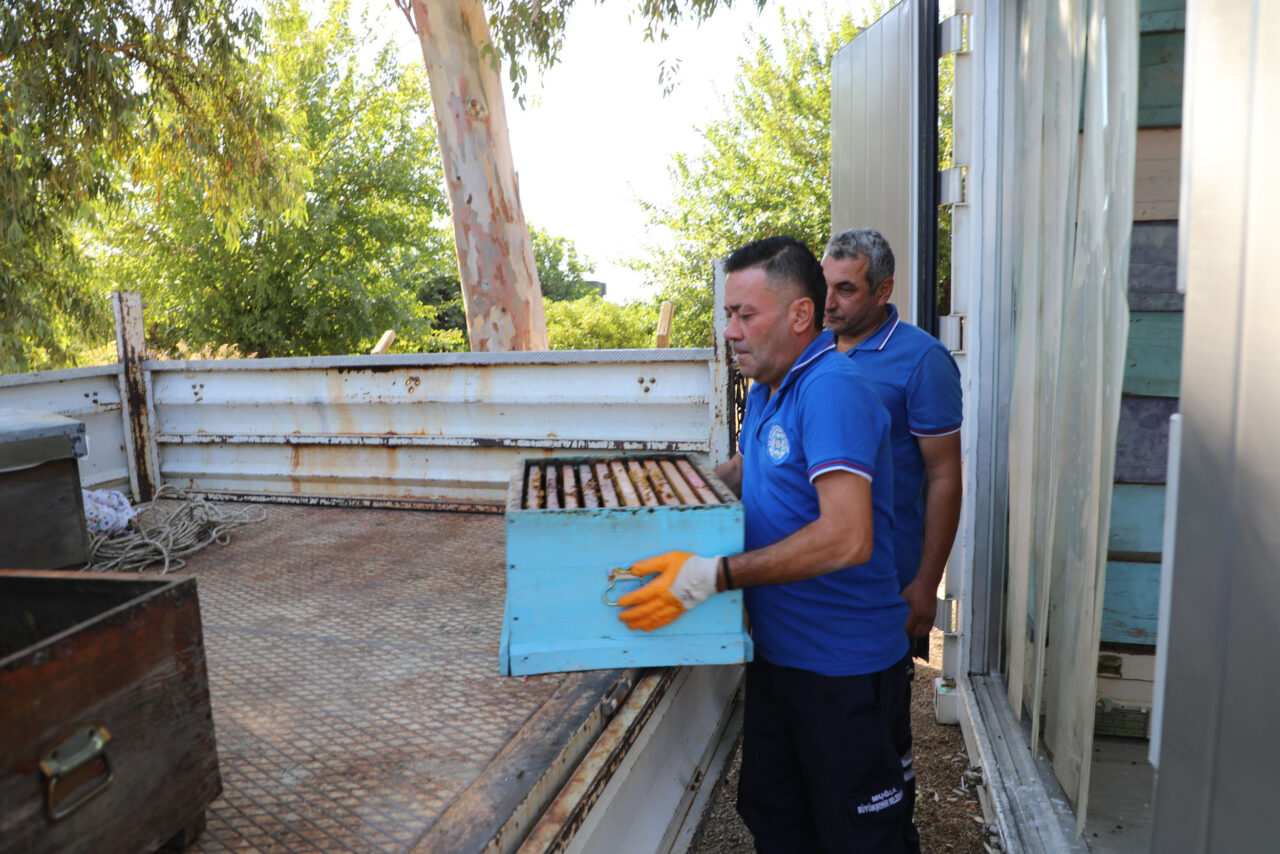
top-left (939, 166), bottom-right (966, 206)
top-left (935, 596), bottom-right (960, 635)
top-left (939, 314), bottom-right (965, 354)
top-left (938, 14), bottom-right (969, 56)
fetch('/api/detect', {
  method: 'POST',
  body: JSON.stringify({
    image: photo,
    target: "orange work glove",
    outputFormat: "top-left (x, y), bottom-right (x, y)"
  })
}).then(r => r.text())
top-left (617, 551), bottom-right (720, 632)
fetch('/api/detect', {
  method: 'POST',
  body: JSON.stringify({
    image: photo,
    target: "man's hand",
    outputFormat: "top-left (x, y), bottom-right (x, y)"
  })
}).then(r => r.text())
top-left (617, 551), bottom-right (719, 632)
top-left (901, 576), bottom-right (938, 639)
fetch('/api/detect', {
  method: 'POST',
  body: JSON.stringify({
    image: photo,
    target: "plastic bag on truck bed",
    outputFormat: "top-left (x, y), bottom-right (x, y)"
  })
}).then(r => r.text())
top-left (83, 489), bottom-right (138, 536)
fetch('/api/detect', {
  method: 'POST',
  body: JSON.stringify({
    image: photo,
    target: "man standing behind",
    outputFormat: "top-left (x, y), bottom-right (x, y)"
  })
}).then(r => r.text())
top-left (616, 236), bottom-right (912, 852)
top-left (821, 227), bottom-right (962, 644)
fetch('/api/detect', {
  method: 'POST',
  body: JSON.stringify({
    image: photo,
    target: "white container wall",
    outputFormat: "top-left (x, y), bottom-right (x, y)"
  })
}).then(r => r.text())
top-left (145, 350), bottom-right (726, 507)
top-left (0, 365), bottom-right (131, 492)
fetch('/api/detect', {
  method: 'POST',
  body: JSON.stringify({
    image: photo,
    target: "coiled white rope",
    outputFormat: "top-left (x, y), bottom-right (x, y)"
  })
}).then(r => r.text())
top-left (82, 485), bottom-right (267, 574)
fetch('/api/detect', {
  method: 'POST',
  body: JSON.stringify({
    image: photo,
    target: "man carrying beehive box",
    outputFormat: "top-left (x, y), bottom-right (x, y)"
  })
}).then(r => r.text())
top-left (617, 236), bottom-right (912, 853)
top-left (822, 226), bottom-right (965, 854)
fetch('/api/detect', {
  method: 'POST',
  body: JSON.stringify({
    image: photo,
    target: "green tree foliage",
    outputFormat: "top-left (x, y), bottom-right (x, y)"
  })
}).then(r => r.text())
top-left (479, 0), bottom-right (764, 100)
top-left (631, 9), bottom-right (863, 347)
top-left (531, 226), bottom-right (599, 301)
top-left (1, 0), bottom-right (308, 372)
top-left (936, 50), bottom-right (954, 316)
top-left (544, 295), bottom-right (658, 350)
top-left (85, 0), bottom-right (465, 358)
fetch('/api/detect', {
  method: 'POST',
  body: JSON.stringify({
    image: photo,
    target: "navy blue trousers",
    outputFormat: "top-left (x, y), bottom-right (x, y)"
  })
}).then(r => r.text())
top-left (736, 655), bottom-right (918, 853)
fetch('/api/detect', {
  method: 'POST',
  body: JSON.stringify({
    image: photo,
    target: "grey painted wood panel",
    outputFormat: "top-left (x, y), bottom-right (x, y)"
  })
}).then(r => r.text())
top-left (1128, 221), bottom-right (1182, 311)
top-left (1115, 395), bottom-right (1178, 483)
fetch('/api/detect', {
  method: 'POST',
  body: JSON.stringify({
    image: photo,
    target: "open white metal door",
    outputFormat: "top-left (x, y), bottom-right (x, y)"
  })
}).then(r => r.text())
top-left (830, 0), bottom-right (938, 332)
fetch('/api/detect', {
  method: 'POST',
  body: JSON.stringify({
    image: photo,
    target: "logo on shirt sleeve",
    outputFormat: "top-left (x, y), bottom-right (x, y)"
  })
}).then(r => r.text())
top-left (767, 424), bottom-right (790, 464)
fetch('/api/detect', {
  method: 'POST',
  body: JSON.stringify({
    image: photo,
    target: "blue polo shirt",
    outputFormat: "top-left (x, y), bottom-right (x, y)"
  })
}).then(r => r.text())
top-left (843, 305), bottom-right (962, 590)
top-left (738, 330), bottom-right (908, 677)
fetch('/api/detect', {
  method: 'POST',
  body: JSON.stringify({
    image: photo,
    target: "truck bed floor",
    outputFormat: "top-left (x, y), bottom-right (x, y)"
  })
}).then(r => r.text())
top-left (177, 504), bottom-right (568, 852)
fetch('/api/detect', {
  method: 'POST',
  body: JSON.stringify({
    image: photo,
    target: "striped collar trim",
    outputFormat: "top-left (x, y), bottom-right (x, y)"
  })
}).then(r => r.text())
top-left (869, 312), bottom-right (901, 351)
top-left (778, 332), bottom-right (837, 392)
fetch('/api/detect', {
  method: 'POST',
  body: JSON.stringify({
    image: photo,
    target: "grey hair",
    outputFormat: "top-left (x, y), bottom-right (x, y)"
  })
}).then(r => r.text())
top-left (823, 228), bottom-right (895, 290)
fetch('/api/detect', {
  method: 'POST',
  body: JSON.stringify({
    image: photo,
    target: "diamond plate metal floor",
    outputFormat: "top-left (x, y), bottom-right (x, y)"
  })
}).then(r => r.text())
top-left (179, 504), bottom-right (567, 852)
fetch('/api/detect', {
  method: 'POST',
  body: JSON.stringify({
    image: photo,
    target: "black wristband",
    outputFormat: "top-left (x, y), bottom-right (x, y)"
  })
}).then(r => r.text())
top-left (721, 555), bottom-right (735, 591)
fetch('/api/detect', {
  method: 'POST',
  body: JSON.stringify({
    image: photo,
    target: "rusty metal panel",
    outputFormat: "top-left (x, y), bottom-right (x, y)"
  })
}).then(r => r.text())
top-left (0, 365), bottom-right (130, 491)
top-left (146, 352), bottom-right (719, 506)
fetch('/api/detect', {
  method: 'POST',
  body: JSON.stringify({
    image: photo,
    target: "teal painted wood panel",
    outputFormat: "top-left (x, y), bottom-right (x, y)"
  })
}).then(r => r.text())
top-left (502, 499), bottom-right (750, 675)
top-left (1123, 312), bottom-right (1183, 397)
top-left (1140, 0), bottom-right (1185, 33)
top-left (1139, 31), bottom-right (1184, 127)
top-left (1102, 561), bottom-right (1161, 644)
top-left (1109, 483), bottom-right (1166, 555)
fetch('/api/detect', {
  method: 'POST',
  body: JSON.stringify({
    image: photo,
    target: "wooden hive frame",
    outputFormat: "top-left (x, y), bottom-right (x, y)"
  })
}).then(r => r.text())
top-left (501, 454), bottom-right (750, 676)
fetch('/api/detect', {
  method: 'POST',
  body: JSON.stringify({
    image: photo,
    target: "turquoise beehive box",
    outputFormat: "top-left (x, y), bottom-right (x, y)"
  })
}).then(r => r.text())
top-left (500, 454), bottom-right (751, 676)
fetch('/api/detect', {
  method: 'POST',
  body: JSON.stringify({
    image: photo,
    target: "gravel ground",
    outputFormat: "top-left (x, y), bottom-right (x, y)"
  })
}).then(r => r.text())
top-left (694, 629), bottom-right (987, 853)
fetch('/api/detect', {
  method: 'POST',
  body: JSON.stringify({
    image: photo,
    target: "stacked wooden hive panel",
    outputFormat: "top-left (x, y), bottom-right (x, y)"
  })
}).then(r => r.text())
top-left (502, 455), bottom-right (749, 676)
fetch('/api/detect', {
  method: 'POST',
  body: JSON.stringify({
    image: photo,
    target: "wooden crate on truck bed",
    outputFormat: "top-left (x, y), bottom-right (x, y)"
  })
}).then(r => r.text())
top-left (0, 570), bottom-right (220, 853)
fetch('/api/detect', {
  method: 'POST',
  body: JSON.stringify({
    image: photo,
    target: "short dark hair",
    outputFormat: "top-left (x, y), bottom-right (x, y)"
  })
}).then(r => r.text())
top-left (723, 236), bottom-right (826, 331)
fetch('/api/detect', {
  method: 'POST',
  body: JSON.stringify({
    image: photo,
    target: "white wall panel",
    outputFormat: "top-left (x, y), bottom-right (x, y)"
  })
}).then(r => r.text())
top-left (0, 365), bottom-right (130, 490)
top-left (1151, 0), bottom-right (1280, 847)
top-left (830, 0), bottom-right (923, 324)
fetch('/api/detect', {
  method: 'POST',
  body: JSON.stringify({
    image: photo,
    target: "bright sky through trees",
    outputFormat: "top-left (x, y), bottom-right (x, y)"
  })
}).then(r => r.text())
top-left (353, 0), bottom-right (876, 302)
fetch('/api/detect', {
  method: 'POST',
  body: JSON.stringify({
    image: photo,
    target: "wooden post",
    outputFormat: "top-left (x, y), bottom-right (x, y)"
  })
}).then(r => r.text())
top-left (710, 262), bottom-right (732, 464)
top-left (408, 0), bottom-right (549, 352)
top-left (654, 301), bottom-right (674, 348)
top-left (112, 292), bottom-right (159, 503)
top-left (371, 330), bottom-right (397, 354)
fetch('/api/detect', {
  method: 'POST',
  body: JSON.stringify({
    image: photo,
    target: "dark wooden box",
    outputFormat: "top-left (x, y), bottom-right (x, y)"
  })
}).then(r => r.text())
top-left (0, 571), bottom-right (221, 853)
top-left (0, 409), bottom-right (90, 569)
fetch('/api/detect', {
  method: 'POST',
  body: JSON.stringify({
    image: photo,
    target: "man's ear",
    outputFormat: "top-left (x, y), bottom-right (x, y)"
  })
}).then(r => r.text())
top-left (875, 276), bottom-right (895, 307)
top-left (789, 297), bottom-right (815, 333)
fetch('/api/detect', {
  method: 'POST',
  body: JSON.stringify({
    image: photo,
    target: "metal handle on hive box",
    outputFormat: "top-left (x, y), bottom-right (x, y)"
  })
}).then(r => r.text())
top-left (39, 722), bottom-right (115, 820)
top-left (603, 567), bottom-right (643, 606)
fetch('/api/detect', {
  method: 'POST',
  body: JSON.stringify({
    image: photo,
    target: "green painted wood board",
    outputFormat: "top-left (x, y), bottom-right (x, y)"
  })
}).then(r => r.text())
top-left (1102, 561), bottom-right (1161, 645)
top-left (1109, 483), bottom-right (1166, 555)
top-left (1140, 0), bottom-right (1185, 32)
top-left (1123, 312), bottom-right (1182, 397)
top-left (1139, 31), bottom-right (1184, 128)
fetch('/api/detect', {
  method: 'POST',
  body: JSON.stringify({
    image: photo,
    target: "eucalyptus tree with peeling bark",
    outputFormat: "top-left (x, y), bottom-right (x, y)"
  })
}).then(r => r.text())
top-left (395, 0), bottom-right (758, 352)
top-left (403, 0), bottom-right (547, 350)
